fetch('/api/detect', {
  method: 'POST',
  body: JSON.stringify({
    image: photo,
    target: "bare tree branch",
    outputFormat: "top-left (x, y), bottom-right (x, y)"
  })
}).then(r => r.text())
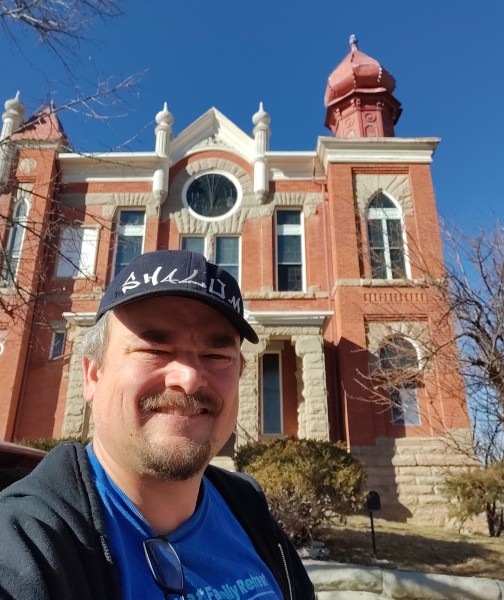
top-left (0, 0), bottom-right (123, 57)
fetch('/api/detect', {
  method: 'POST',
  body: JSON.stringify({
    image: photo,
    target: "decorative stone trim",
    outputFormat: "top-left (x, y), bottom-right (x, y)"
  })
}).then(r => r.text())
top-left (267, 191), bottom-right (323, 218)
top-left (366, 320), bottom-right (430, 365)
top-left (60, 318), bottom-right (94, 438)
top-left (354, 173), bottom-right (413, 218)
top-left (293, 334), bottom-right (330, 440)
top-left (243, 291), bottom-right (328, 300)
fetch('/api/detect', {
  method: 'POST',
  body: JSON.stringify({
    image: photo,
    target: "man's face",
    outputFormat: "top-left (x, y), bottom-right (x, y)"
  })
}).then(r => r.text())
top-left (83, 296), bottom-right (242, 482)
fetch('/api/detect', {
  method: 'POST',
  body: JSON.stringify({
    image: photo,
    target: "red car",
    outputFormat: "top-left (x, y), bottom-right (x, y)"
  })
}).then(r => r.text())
top-left (0, 441), bottom-right (46, 490)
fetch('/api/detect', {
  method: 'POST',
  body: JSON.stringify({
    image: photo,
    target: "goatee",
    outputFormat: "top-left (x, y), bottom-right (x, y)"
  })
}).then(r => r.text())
top-left (137, 390), bottom-right (221, 482)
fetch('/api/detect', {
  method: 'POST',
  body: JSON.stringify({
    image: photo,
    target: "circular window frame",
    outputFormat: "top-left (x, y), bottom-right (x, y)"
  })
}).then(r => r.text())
top-left (182, 170), bottom-right (242, 222)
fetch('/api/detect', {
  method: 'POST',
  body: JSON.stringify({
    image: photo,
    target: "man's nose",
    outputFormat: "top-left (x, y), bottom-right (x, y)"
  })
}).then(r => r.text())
top-left (164, 358), bottom-right (207, 395)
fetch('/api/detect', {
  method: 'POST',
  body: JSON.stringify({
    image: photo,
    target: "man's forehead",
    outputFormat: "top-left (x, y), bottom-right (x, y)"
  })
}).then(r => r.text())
top-left (136, 328), bottom-right (239, 349)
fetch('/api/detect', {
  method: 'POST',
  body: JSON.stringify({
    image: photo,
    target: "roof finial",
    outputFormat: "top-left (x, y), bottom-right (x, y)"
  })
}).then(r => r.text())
top-left (349, 34), bottom-right (358, 53)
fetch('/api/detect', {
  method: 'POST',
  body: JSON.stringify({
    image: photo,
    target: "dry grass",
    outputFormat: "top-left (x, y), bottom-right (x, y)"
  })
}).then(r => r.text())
top-left (320, 515), bottom-right (504, 579)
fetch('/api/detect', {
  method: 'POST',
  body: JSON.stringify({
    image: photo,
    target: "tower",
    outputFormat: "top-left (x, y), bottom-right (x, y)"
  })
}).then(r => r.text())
top-left (324, 34), bottom-right (402, 138)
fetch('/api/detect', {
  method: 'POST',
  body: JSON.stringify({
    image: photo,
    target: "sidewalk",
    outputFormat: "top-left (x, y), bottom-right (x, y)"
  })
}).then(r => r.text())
top-left (304, 560), bottom-right (504, 600)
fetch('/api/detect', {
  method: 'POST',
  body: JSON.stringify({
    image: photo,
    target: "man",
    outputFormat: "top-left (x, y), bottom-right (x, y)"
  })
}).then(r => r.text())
top-left (0, 250), bottom-right (315, 600)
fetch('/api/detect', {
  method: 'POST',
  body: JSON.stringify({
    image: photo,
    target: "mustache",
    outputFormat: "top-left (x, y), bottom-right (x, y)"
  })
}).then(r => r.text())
top-left (139, 390), bottom-right (220, 416)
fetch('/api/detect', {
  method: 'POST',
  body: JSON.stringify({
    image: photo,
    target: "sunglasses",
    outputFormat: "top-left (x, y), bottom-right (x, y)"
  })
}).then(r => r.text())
top-left (143, 537), bottom-right (187, 600)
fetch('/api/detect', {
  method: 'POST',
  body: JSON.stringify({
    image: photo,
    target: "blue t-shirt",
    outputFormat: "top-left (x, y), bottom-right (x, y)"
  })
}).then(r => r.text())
top-left (87, 446), bottom-right (282, 600)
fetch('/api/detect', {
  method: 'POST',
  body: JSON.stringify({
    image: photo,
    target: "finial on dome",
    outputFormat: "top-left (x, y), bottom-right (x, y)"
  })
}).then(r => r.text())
top-left (4, 91), bottom-right (26, 116)
top-left (252, 101), bottom-right (271, 127)
top-left (349, 34), bottom-right (358, 53)
top-left (155, 101), bottom-right (173, 126)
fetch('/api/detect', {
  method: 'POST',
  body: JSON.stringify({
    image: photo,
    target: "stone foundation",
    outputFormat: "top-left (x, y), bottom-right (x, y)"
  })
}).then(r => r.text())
top-left (351, 435), bottom-right (477, 527)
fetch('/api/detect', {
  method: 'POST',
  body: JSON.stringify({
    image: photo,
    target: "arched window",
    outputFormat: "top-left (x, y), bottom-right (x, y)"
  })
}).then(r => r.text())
top-left (367, 193), bottom-right (407, 279)
top-left (1, 199), bottom-right (28, 285)
top-left (379, 336), bottom-right (420, 426)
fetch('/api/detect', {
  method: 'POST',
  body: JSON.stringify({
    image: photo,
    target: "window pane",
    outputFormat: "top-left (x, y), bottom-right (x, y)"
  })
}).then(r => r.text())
top-left (367, 220), bottom-right (384, 249)
top-left (80, 228), bottom-right (98, 277)
top-left (380, 337), bottom-right (418, 371)
top-left (368, 205), bottom-right (406, 280)
top-left (216, 237), bottom-right (239, 281)
top-left (2, 202), bottom-right (28, 283)
top-left (277, 211), bottom-right (300, 226)
top-left (278, 264), bottom-right (302, 291)
top-left (56, 228), bottom-right (84, 277)
top-left (369, 193), bottom-right (395, 210)
top-left (56, 227), bottom-right (98, 278)
top-left (387, 219), bottom-right (403, 247)
top-left (216, 237), bottom-right (238, 264)
top-left (114, 212), bottom-right (145, 276)
top-left (276, 210), bottom-right (303, 291)
top-left (370, 249), bottom-right (386, 279)
top-left (390, 249), bottom-right (406, 278)
top-left (115, 236), bottom-right (143, 276)
top-left (278, 235), bottom-right (301, 263)
top-left (391, 385), bottom-right (420, 426)
top-left (262, 354), bottom-right (282, 434)
top-left (50, 331), bottom-right (66, 359)
top-left (119, 211), bottom-right (144, 227)
top-left (181, 237), bottom-right (205, 254)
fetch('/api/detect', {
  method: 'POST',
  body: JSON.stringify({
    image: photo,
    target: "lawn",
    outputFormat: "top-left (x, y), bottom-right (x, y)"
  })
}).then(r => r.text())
top-left (320, 515), bottom-right (504, 579)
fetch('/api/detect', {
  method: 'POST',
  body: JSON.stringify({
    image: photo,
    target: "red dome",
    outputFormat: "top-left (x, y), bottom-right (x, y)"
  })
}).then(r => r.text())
top-left (324, 35), bottom-right (396, 108)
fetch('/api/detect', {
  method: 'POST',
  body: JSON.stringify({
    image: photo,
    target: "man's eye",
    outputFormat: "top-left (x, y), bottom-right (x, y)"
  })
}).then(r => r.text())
top-left (205, 353), bottom-right (230, 361)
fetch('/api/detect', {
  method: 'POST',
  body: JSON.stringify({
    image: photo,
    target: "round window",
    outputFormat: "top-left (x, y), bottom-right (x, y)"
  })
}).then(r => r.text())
top-left (184, 173), bottom-right (239, 219)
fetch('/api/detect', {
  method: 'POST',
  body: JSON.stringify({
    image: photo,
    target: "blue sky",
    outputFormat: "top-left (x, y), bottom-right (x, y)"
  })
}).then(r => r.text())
top-left (1, 0), bottom-right (502, 234)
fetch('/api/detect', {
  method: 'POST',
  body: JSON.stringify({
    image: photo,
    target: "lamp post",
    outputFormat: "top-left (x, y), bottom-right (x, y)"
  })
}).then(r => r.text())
top-left (366, 491), bottom-right (381, 560)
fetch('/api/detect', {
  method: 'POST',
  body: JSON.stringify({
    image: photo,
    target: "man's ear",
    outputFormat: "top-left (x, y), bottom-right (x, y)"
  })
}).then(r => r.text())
top-left (83, 357), bottom-right (100, 402)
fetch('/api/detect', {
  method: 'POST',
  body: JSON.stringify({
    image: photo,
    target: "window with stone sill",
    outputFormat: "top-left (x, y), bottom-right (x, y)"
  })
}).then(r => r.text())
top-left (49, 330), bottom-right (66, 360)
top-left (113, 210), bottom-right (145, 278)
top-left (180, 235), bottom-right (240, 282)
top-left (379, 336), bottom-right (420, 426)
top-left (367, 193), bottom-right (408, 280)
top-left (1, 198), bottom-right (28, 286)
top-left (276, 210), bottom-right (304, 292)
top-left (180, 236), bottom-right (206, 255)
top-left (261, 352), bottom-right (283, 435)
top-left (55, 225), bottom-right (99, 279)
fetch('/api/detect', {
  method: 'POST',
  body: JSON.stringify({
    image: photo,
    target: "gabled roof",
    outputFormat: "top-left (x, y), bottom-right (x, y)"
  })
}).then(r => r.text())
top-left (14, 104), bottom-right (68, 148)
top-left (170, 107), bottom-right (255, 164)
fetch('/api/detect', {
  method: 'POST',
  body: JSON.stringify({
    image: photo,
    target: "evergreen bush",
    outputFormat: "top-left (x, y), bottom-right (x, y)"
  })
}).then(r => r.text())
top-left (20, 437), bottom-right (90, 452)
top-left (235, 437), bottom-right (367, 546)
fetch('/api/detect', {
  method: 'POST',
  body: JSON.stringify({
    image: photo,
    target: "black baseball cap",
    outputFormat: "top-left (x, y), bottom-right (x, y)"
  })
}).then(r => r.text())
top-left (97, 250), bottom-right (259, 344)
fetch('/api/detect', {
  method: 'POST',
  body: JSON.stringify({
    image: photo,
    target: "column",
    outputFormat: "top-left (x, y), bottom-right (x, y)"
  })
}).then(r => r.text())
top-left (293, 335), bottom-right (330, 440)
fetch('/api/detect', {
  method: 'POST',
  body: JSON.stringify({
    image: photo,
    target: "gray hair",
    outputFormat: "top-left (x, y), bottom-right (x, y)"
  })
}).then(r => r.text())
top-left (79, 311), bottom-right (111, 366)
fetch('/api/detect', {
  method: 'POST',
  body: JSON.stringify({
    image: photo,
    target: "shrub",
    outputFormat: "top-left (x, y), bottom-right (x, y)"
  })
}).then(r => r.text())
top-left (20, 437), bottom-right (90, 452)
top-left (235, 437), bottom-right (367, 546)
top-left (442, 461), bottom-right (504, 537)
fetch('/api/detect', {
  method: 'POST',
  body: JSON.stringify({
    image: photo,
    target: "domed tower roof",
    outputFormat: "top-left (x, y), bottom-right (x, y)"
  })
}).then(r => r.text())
top-left (324, 35), bottom-right (402, 138)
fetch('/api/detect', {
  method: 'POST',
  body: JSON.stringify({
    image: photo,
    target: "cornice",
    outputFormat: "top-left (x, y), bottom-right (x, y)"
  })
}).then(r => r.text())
top-left (58, 152), bottom-right (161, 183)
top-left (266, 151), bottom-right (324, 180)
top-left (62, 311), bottom-right (96, 326)
top-left (317, 137), bottom-right (440, 169)
top-left (246, 310), bottom-right (333, 327)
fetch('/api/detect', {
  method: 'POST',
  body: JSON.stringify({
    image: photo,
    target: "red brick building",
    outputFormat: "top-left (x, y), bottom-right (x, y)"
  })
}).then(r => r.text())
top-left (0, 38), bottom-right (469, 523)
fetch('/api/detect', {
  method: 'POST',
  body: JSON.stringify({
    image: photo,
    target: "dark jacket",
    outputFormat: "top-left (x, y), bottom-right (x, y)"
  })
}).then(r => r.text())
top-left (0, 443), bottom-right (314, 600)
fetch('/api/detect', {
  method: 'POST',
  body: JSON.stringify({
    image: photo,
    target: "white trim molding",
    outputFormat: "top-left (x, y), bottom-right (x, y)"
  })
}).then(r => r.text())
top-left (62, 312), bottom-right (96, 327)
top-left (246, 310), bottom-right (333, 327)
top-left (317, 137), bottom-right (440, 169)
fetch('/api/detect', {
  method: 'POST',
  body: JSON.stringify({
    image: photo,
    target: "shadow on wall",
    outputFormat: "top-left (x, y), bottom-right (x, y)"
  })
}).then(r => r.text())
top-left (330, 337), bottom-right (413, 523)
